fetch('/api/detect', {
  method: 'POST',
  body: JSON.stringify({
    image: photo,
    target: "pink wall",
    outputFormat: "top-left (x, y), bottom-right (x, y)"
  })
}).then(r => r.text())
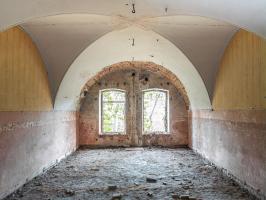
top-left (1, 109), bottom-right (265, 199)
top-left (0, 111), bottom-right (78, 199)
top-left (189, 110), bottom-right (266, 199)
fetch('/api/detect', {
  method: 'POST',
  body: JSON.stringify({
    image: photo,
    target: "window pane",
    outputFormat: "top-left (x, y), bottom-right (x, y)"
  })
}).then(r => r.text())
top-left (102, 102), bottom-right (125, 133)
top-left (102, 90), bottom-right (125, 102)
top-left (143, 90), bottom-right (168, 132)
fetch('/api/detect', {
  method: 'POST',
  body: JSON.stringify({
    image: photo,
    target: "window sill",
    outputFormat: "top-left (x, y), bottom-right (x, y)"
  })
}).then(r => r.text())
top-left (99, 133), bottom-right (127, 136)
top-left (143, 132), bottom-right (171, 135)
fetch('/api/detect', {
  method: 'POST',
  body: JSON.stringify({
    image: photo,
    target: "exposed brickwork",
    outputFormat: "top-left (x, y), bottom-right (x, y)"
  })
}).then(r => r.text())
top-left (79, 62), bottom-right (188, 147)
top-left (80, 61), bottom-right (190, 109)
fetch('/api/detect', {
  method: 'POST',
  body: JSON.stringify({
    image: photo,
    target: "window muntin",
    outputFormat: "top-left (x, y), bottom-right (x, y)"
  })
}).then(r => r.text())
top-left (142, 89), bottom-right (169, 134)
top-left (100, 89), bottom-right (126, 134)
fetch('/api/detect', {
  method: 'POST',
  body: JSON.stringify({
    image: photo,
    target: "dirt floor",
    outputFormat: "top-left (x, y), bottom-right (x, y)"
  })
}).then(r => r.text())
top-left (4, 148), bottom-right (258, 200)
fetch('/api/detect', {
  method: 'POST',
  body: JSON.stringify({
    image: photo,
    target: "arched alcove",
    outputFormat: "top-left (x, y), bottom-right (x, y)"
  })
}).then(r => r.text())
top-left (79, 61), bottom-right (190, 109)
top-left (79, 61), bottom-right (189, 147)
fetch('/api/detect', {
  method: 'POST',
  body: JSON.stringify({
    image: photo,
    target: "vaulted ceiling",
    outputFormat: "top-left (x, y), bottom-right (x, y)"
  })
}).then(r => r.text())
top-left (21, 14), bottom-right (238, 98)
top-left (1, 0), bottom-right (265, 101)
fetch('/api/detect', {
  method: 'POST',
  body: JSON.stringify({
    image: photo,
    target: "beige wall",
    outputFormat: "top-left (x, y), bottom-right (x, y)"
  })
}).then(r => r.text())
top-left (0, 27), bottom-right (52, 111)
top-left (212, 29), bottom-right (266, 110)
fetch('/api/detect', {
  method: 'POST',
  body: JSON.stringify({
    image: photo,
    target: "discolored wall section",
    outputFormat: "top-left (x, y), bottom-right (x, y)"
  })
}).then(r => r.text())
top-left (0, 27), bottom-right (52, 111)
top-left (0, 27), bottom-right (78, 199)
top-left (0, 112), bottom-right (78, 199)
top-left (190, 30), bottom-right (266, 199)
top-left (190, 110), bottom-right (266, 198)
top-left (79, 62), bottom-right (188, 147)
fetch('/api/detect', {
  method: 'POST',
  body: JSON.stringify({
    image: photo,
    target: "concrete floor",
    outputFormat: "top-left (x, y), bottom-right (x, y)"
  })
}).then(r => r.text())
top-left (4, 148), bottom-right (258, 200)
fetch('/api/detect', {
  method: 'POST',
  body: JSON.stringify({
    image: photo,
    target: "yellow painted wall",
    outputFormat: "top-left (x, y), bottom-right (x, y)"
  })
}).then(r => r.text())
top-left (0, 27), bottom-right (52, 111)
top-left (212, 29), bottom-right (266, 110)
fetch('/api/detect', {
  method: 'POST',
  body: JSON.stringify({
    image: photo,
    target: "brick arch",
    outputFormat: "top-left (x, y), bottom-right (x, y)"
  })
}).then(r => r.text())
top-left (79, 61), bottom-right (190, 109)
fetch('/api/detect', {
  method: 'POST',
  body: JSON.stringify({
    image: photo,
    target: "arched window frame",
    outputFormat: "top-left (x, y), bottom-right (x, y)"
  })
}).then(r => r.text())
top-left (142, 88), bottom-right (170, 134)
top-left (99, 88), bottom-right (126, 135)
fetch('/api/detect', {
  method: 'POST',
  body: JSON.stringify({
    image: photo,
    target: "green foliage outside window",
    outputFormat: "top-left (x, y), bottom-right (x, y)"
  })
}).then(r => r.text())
top-left (143, 90), bottom-right (168, 133)
top-left (101, 90), bottom-right (125, 134)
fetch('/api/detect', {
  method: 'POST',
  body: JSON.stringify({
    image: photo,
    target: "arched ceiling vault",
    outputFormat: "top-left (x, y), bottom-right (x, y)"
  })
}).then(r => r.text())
top-left (1, 0), bottom-right (266, 37)
top-left (54, 26), bottom-right (211, 111)
top-left (1, 1), bottom-right (265, 109)
top-left (20, 14), bottom-right (238, 99)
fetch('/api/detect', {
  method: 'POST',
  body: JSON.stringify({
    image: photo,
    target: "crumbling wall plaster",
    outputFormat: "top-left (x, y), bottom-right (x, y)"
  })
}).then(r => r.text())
top-left (0, 112), bottom-right (78, 199)
top-left (189, 110), bottom-right (266, 199)
top-left (79, 62), bottom-right (188, 147)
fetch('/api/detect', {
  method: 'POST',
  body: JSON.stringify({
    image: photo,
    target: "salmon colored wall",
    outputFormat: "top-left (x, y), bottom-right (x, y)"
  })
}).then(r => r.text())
top-left (0, 27), bottom-right (52, 111)
top-left (212, 29), bottom-right (266, 110)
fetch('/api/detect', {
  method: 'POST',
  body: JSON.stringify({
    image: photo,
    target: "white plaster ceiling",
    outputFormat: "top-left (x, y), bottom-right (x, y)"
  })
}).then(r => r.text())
top-left (21, 14), bottom-right (238, 99)
top-left (55, 26), bottom-right (211, 111)
top-left (21, 15), bottom-right (116, 97)
top-left (1, 0), bottom-right (266, 37)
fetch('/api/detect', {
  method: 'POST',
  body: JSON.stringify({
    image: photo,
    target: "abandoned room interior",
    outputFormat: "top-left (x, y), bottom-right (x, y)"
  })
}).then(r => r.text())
top-left (0, 1), bottom-right (265, 200)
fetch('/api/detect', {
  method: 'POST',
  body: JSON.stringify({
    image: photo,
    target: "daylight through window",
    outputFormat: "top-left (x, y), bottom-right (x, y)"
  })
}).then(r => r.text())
top-left (100, 89), bottom-right (126, 134)
top-left (143, 89), bottom-right (169, 133)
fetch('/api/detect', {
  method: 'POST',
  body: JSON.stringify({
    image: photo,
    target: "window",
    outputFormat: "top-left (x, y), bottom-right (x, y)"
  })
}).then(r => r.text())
top-left (99, 89), bottom-right (126, 134)
top-left (142, 89), bottom-right (169, 134)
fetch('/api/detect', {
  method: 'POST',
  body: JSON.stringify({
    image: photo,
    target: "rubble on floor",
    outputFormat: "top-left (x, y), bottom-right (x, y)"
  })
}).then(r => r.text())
top-left (4, 148), bottom-right (258, 200)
